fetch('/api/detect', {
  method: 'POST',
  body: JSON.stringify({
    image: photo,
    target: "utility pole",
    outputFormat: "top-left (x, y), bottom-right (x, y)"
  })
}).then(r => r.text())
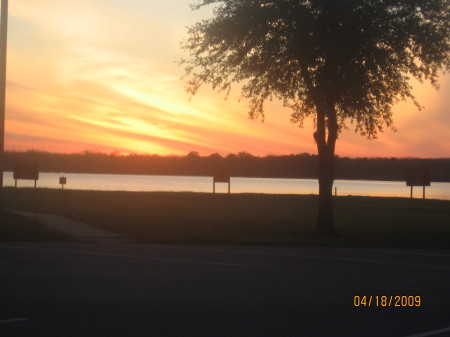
top-left (0, 0), bottom-right (8, 211)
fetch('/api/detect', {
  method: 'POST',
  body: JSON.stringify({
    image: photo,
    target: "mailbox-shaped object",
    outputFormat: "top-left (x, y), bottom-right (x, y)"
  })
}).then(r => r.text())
top-left (59, 176), bottom-right (67, 189)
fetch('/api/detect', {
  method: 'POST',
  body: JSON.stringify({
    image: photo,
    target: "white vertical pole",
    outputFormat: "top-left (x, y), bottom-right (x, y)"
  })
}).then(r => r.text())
top-left (0, 0), bottom-right (8, 210)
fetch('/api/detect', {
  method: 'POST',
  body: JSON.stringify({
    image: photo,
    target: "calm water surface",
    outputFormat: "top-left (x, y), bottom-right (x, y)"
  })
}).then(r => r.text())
top-left (3, 172), bottom-right (449, 200)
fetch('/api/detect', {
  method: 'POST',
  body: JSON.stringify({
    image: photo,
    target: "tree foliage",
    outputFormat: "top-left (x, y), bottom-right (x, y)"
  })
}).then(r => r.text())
top-left (181, 0), bottom-right (450, 139)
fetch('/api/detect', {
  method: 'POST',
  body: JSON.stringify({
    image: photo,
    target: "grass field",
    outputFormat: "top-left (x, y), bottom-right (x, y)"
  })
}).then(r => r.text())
top-left (2, 187), bottom-right (450, 248)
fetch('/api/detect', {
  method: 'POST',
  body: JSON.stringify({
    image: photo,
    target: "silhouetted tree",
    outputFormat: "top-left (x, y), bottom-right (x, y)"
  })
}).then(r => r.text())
top-left (181, 0), bottom-right (450, 236)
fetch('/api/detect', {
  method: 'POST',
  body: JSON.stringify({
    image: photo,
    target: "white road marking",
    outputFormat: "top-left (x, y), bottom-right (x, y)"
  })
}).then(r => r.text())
top-left (153, 245), bottom-right (450, 270)
top-left (3, 246), bottom-right (276, 270)
top-left (374, 249), bottom-right (450, 258)
top-left (0, 318), bottom-right (29, 324)
top-left (404, 326), bottom-right (450, 337)
top-left (3, 244), bottom-right (449, 270)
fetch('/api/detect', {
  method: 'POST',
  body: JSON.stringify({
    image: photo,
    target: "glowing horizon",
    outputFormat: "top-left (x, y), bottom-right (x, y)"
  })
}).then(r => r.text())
top-left (3, 0), bottom-right (450, 158)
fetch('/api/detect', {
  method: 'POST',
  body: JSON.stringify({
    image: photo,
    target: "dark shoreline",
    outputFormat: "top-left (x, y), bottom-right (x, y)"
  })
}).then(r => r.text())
top-left (4, 150), bottom-right (450, 182)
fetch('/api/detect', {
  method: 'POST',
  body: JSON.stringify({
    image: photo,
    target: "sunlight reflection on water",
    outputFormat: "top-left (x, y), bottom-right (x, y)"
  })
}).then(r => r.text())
top-left (3, 172), bottom-right (449, 200)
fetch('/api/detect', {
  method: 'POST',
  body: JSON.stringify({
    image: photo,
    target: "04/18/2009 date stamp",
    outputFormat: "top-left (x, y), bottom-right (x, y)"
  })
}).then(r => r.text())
top-left (354, 296), bottom-right (421, 307)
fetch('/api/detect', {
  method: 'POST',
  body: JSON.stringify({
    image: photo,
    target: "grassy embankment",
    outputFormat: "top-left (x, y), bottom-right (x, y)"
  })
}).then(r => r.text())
top-left (2, 187), bottom-right (449, 248)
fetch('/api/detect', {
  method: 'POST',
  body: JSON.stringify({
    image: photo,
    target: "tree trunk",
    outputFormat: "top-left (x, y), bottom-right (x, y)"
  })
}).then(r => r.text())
top-left (298, 63), bottom-right (338, 237)
top-left (313, 104), bottom-right (338, 237)
top-left (315, 149), bottom-right (336, 236)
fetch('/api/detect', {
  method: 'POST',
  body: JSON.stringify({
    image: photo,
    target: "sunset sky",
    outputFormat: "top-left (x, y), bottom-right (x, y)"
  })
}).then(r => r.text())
top-left (4, 0), bottom-right (450, 158)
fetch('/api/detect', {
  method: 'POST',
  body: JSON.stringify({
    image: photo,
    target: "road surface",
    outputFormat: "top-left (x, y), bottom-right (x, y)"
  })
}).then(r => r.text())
top-left (1, 243), bottom-right (449, 336)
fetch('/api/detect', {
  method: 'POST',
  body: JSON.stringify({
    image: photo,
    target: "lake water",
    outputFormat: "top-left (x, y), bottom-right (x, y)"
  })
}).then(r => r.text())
top-left (3, 172), bottom-right (450, 200)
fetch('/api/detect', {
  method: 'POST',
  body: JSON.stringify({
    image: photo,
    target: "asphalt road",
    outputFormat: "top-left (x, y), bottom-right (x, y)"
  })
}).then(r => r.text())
top-left (1, 243), bottom-right (449, 337)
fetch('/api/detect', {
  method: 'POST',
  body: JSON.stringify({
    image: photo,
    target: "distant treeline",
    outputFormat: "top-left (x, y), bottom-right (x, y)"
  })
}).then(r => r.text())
top-left (3, 150), bottom-right (450, 182)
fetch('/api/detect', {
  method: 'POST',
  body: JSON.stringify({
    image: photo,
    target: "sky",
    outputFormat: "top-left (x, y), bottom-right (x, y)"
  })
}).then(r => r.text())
top-left (3, 0), bottom-right (450, 158)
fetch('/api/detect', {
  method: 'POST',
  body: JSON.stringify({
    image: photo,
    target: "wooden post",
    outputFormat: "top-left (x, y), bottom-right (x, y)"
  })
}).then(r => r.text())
top-left (0, 0), bottom-right (9, 210)
top-left (423, 185), bottom-right (425, 199)
top-left (410, 186), bottom-right (413, 198)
